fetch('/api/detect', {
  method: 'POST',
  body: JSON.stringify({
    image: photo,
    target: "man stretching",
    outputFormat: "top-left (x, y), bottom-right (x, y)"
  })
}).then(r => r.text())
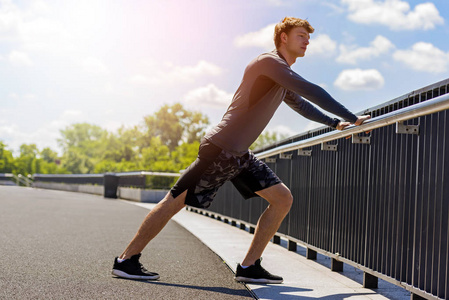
top-left (112, 17), bottom-right (370, 284)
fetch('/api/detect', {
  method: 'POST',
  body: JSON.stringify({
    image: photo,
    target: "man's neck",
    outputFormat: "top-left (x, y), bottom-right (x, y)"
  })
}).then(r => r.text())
top-left (277, 47), bottom-right (296, 66)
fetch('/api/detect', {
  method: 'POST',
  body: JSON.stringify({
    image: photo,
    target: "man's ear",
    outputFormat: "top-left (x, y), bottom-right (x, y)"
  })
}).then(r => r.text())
top-left (281, 32), bottom-right (288, 44)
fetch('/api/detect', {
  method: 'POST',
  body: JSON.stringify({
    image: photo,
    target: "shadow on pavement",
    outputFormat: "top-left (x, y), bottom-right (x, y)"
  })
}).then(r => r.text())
top-left (113, 277), bottom-right (254, 298)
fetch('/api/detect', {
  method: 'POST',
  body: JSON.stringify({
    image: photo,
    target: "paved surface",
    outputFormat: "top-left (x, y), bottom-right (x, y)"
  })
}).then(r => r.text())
top-left (1, 186), bottom-right (412, 299)
top-left (0, 186), bottom-right (252, 300)
top-left (134, 203), bottom-right (412, 300)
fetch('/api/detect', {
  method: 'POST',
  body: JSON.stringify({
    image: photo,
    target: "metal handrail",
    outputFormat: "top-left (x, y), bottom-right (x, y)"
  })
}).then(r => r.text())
top-left (33, 171), bottom-right (181, 178)
top-left (16, 174), bottom-right (33, 187)
top-left (256, 92), bottom-right (449, 159)
top-left (116, 171), bottom-right (181, 177)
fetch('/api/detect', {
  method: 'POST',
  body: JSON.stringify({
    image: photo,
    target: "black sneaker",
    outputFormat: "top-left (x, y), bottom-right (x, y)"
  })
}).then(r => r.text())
top-left (235, 258), bottom-right (283, 284)
top-left (112, 253), bottom-right (160, 280)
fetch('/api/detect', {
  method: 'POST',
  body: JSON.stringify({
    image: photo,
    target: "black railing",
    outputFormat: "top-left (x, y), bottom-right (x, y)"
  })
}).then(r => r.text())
top-left (32, 171), bottom-right (180, 197)
top-left (202, 78), bottom-right (449, 300)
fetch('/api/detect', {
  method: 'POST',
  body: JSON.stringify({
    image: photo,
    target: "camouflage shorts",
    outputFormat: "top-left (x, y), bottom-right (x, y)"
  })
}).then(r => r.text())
top-left (170, 140), bottom-right (282, 208)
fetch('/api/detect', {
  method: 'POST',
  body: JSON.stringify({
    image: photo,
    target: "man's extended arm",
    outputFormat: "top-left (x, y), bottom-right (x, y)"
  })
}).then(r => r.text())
top-left (261, 55), bottom-right (358, 123)
top-left (283, 91), bottom-right (340, 128)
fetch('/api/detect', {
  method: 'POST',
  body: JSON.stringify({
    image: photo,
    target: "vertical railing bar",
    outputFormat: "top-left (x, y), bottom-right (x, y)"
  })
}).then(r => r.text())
top-left (399, 128), bottom-right (407, 282)
top-left (389, 123), bottom-right (397, 278)
top-left (330, 152), bottom-right (335, 251)
top-left (443, 111), bottom-right (448, 300)
top-left (378, 125), bottom-right (385, 274)
top-left (349, 142), bottom-right (354, 260)
top-left (287, 156), bottom-right (292, 237)
top-left (306, 151), bottom-right (313, 245)
top-left (435, 111), bottom-right (445, 298)
top-left (431, 112), bottom-right (440, 295)
top-left (353, 142), bottom-right (359, 262)
top-left (425, 113), bottom-right (435, 293)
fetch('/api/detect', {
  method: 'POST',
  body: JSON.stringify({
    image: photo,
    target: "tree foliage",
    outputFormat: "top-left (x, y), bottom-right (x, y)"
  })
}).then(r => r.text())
top-left (250, 130), bottom-right (288, 151)
top-left (3, 103), bottom-right (208, 176)
top-left (4, 103), bottom-right (287, 178)
top-left (143, 103), bottom-right (209, 151)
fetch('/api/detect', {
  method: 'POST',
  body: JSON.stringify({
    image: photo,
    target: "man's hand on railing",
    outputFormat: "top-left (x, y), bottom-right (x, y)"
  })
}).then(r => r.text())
top-left (354, 115), bottom-right (371, 126)
top-left (336, 115), bottom-right (371, 131)
top-left (336, 121), bottom-right (351, 131)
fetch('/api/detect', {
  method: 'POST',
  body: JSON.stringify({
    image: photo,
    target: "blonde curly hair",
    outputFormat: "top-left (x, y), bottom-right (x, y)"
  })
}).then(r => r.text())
top-left (274, 17), bottom-right (314, 49)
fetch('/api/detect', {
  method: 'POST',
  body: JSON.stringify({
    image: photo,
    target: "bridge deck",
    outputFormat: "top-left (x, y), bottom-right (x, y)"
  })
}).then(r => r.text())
top-left (1, 186), bottom-right (411, 299)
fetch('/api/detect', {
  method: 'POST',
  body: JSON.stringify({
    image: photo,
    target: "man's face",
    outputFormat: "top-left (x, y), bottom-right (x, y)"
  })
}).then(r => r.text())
top-left (284, 26), bottom-right (310, 58)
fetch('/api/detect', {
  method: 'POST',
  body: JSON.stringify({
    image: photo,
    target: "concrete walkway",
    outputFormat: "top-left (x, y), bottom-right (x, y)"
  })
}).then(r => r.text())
top-left (134, 201), bottom-right (411, 300)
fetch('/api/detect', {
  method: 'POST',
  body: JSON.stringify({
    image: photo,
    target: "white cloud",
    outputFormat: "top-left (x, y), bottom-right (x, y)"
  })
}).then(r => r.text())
top-left (0, 0), bottom-right (21, 38)
top-left (270, 124), bottom-right (297, 137)
top-left (20, 17), bottom-right (72, 53)
top-left (265, 0), bottom-right (286, 6)
top-left (0, 0), bottom-right (73, 54)
top-left (129, 74), bottom-right (154, 85)
top-left (0, 109), bottom-right (83, 154)
top-left (8, 50), bottom-right (33, 66)
top-left (129, 60), bottom-right (223, 86)
top-left (393, 42), bottom-right (449, 73)
top-left (334, 68), bottom-right (384, 90)
top-left (234, 23), bottom-right (276, 50)
top-left (307, 34), bottom-right (337, 57)
top-left (7, 92), bottom-right (36, 101)
top-left (82, 57), bottom-right (108, 74)
top-left (341, 0), bottom-right (444, 30)
top-left (183, 84), bottom-right (233, 108)
top-left (303, 121), bottom-right (324, 132)
top-left (337, 35), bottom-right (394, 64)
top-left (173, 60), bottom-right (222, 78)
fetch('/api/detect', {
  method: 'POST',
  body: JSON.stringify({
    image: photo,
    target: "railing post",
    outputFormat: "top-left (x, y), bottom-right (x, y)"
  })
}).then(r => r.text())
top-left (272, 235), bottom-right (281, 244)
top-left (363, 272), bottom-right (378, 288)
top-left (104, 173), bottom-right (119, 198)
top-left (331, 258), bottom-right (343, 272)
top-left (306, 248), bottom-right (317, 260)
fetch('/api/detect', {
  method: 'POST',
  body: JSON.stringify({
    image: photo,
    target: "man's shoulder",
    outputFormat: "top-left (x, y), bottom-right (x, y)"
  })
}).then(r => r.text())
top-left (256, 50), bottom-right (283, 61)
top-left (251, 50), bottom-right (289, 69)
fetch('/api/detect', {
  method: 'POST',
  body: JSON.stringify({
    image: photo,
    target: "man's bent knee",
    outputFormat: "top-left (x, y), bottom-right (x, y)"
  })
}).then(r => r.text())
top-left (256, 183), bottom-right (293, 210)
top-left (278, 189), bottom-right (293, 211)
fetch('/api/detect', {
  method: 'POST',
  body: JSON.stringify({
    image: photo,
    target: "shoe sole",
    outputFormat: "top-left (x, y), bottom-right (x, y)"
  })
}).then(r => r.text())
top-left (112, 269), bottom-right (160, 280)
top-left (234, 276), bottom-right (283, 284)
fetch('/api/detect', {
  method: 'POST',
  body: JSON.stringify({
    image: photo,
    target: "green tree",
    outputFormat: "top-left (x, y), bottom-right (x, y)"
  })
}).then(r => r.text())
top-left (59, 123), bottom-right (108, 157)
top-left (143, 103), bottom-right (209, 151)
top-left (14, 144), bottom-right (40, 175)
top-left (61, 148), bottom-right (95, 174)
top-left (102, 126), bottom-right (142, 163)
top-left (41, 147), bottom-right (58, 163)
top-left (39, 148), bottom-right (68, 174)
top-left (58, 123), bottom-right (108, 173)
top-left (0, 141), bottom-right (14, 173)
top-left (250, 130), bottom-right (289, 151)
top-left (170, 141), bottom-right (200, 171)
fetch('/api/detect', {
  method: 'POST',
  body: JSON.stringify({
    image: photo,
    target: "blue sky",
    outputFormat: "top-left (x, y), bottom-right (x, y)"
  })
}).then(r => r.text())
top-left (1, 0), bottom-right (449, 154)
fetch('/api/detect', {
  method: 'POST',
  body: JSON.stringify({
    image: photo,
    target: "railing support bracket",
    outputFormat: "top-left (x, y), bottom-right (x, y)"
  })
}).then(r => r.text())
top-left (297, 149), bottom-right (312, 156)
top-left (352, 134), bottom-right (371, 144)
top-left (264, 158), bottom-right (276, 163)
top-left (396, 121), bottom-right (419, 135)
top-left (321, 142), bottom-right (337, 151)
top-left (279, 153), bottom-right (292, 159)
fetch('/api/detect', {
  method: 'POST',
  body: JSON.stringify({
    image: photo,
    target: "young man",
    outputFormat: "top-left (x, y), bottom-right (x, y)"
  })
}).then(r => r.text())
top-left (112, 17), bottom-right (370, 284)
